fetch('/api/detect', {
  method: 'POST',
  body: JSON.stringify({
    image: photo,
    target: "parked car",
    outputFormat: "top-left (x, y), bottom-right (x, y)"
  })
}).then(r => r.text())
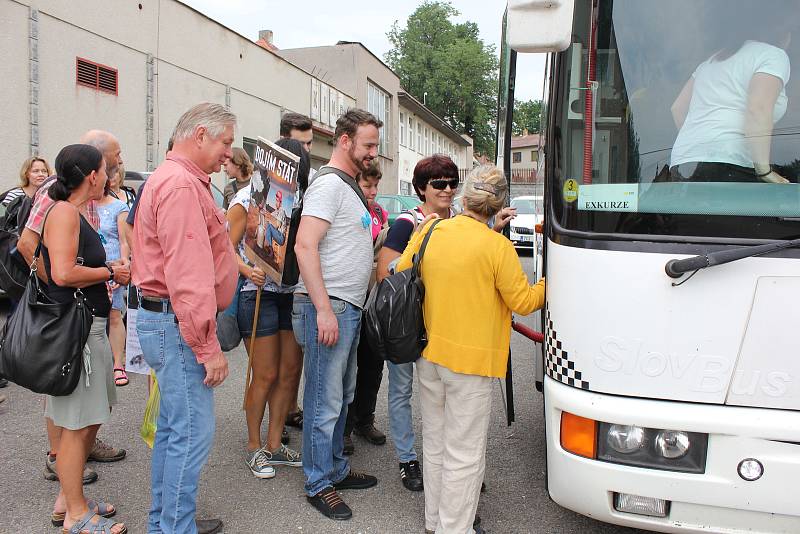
top-left (375, 194), bottom-right (422, 225)
top-left (509, 195), bottom-right (543, 252)
top-left (125, 170), bottom-right (226, 209)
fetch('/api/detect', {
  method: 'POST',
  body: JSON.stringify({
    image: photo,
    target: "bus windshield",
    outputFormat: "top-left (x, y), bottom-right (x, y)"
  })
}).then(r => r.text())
top-left (551, 0), bottom-right (800, 241)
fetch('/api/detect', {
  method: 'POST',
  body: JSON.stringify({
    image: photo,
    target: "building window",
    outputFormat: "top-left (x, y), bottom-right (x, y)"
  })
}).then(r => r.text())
top-left (408, 117), bottom-right (415, 150)
top-left (76, 57), bottom-right (118, 95)
top-left (400, 180), bottom-right (413, 196)
top-left (512, 151), bottom-right (522, 163)
top-left (367, 81), bottom-right (390, 156)
top-left (424, 127), bottom-right (429, 155)
top-left (531, 149), bottom-right (538, 162)
top-left (399, 112), bottom-right (406, 147)
top-left (417, 123), bottom-right (422, 154)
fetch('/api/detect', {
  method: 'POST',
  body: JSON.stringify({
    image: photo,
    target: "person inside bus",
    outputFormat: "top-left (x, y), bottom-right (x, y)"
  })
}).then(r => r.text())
top-left (396, 164), bottom-right (545, 534)
top-left (669, 8), bottom-right (794, 184)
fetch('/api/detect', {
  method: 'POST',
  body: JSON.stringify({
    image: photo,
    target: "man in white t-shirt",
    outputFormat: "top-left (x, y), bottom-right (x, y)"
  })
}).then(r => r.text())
top-left (293, 109), bottom-right (382, 521)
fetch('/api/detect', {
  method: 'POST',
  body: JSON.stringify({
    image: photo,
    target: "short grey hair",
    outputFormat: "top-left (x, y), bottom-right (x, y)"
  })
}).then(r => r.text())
top-left (79, 130), bottom-right (117, 153)
top-left (172, 103), bottom-right (237, 143)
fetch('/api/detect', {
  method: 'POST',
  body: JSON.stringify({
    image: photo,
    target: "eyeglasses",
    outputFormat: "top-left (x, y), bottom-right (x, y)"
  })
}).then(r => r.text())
top-left (428, 178), bottom-right (459, 191)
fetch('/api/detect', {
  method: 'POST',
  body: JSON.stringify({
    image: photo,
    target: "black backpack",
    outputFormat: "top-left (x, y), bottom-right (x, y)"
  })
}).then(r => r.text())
top-left (0, 194), bottom-right (34, 300)
top-left (364, 219), bottom-right (442, 364)
top-left (282, 166), bottom-right (370, 286)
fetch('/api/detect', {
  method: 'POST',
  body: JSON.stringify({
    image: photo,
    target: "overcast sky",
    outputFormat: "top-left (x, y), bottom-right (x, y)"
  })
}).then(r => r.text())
top-left (181, 0), bottom-right (546, 102)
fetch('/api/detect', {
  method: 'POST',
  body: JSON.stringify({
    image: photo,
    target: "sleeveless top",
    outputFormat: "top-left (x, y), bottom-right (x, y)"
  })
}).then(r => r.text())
top-left (42, 213), bottom-right (111, 318)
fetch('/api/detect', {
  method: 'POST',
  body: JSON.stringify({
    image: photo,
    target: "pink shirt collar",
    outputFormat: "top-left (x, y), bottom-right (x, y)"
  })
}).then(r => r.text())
top-left (166, 152), bottom-right (211, 184)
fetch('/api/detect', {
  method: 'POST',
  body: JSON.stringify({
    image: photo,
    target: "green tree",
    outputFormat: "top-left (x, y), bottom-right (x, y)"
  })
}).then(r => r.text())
top-left (512, 99), bottom-right (542, 136)
top-left (386, 1), bottom-right (499, 159)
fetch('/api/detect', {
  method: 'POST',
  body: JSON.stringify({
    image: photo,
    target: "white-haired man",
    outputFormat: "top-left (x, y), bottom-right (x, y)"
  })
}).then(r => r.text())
top-left (132, 102), bottom-right (237, 534)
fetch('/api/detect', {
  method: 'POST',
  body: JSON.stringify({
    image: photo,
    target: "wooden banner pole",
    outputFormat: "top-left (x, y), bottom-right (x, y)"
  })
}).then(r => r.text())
top-left (242, 287), bottom-right (262, 411)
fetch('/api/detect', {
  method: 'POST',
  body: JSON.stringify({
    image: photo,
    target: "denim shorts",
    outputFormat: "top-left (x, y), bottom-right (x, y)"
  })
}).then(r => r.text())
top-left (237, 289), bottom-right (293, 338)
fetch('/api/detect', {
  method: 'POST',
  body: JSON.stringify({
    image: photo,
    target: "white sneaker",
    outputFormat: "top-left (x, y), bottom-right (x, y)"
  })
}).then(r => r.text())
top-left (246, 448), bottom-right (276, 479)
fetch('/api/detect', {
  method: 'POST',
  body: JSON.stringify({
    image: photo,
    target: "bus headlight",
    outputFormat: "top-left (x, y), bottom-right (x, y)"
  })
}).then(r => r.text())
top-left (654, 430), bottom-right (690, 459)
top-left (607, 425), bottom-right (645, 454)
top-left (597, 422), bottom-right (707, 474)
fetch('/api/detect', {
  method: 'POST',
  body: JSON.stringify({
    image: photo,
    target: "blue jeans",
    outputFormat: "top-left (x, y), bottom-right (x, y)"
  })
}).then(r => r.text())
top-left (137, 307), bottom-right (215, 534)
top-left (388, 361), bottom-right (418, 462)
top-left (292, 294), bottom-right (361, 496)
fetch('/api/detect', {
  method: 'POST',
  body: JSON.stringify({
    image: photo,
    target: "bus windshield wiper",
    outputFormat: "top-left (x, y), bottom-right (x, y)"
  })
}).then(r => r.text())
top-left (665, 238), bottom-right (800, 278)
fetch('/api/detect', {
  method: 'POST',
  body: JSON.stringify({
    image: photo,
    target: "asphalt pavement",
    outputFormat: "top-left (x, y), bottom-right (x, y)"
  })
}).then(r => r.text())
top-left (0, 253), bottom-right (649, 533)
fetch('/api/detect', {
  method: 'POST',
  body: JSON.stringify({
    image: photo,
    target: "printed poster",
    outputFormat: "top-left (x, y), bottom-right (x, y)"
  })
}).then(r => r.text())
top-left (245, 138), bottom-right (300, 286)
top-left (320, 83), bottom-right (330, 127)
top-left (311, 79), bottom-right (320, 121)
top-left (124, 285), bottom-right (150, 375)
top-left (329, 89), bottom-right (338, 127)
top-left (337, 92), bottom-right (345, 119)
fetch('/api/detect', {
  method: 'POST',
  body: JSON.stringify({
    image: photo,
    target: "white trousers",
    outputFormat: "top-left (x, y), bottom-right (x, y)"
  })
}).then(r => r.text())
top-left (417, 357), bottom-right (493, 534)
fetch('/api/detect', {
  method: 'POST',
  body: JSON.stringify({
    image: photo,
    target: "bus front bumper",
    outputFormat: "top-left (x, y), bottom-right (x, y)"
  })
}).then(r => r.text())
top-left (545, 377), bottom-right (800, 533)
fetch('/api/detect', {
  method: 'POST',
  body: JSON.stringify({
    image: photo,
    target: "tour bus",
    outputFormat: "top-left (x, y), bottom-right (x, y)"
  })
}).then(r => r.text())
top-left (501, 1), bottom-right (800, 532)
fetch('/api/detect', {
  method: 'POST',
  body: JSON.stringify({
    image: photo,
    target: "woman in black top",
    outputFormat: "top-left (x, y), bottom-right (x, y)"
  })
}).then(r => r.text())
top-left (41, 144), bottom-right (130, 534)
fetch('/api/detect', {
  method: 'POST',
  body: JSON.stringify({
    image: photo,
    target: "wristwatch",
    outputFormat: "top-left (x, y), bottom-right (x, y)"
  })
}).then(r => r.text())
top-left (105, 263), bottom-right (115, 282)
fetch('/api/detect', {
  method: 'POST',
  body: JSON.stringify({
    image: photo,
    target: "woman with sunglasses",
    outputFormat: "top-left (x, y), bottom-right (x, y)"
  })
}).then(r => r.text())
top-left (372, 154), bottom-right (462, 491)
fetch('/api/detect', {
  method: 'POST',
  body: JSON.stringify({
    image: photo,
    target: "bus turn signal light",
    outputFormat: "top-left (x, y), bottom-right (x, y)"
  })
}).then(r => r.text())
top-left (561, 412), bottom-right (597, 459)
top-left (534, 223), bottom-right (543, 234)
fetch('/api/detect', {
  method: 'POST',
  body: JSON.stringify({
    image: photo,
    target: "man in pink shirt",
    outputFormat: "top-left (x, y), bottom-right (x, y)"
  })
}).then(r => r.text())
top-left (132, 103), bottom-right (237, 534)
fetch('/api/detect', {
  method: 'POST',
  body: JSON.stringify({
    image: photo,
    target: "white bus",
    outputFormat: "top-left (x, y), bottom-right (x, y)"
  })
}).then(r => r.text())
top-left (501, 1), bottom-right (800, 532)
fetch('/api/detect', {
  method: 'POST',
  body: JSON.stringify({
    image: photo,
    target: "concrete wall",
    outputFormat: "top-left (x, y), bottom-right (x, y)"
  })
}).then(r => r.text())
top-left (0, 0), bottom-right (354, 192)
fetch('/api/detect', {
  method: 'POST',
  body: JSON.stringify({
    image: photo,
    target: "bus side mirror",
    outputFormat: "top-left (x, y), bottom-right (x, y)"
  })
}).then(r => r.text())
top-left (507, 0), bottom-right (575, 53)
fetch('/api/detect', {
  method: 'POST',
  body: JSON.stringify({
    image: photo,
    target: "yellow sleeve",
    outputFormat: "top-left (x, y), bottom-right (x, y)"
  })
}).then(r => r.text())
top-left (495, 239), bottom-right (546, 315)
top-left (396, 219), bottom-right (437, 273)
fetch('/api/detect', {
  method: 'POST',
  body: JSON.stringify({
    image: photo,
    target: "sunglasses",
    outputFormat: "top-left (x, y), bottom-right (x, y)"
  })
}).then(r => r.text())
top-left (428, 178), bottom-right (460, 190)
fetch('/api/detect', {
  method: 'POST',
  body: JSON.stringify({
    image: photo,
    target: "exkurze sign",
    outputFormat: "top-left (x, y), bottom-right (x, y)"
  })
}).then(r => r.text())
top-left (578, 183), bottom-right (639, 212)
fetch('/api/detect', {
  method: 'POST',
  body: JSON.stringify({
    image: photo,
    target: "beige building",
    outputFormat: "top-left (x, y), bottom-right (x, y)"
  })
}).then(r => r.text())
top-left (280, 42), bottom-right (402, 194)
top-left (398, 91), bottom-right (473, 195)
top-left (511, 133), bottom-right (541, 172)
top-left (0, 0), bottom-right (355, 192)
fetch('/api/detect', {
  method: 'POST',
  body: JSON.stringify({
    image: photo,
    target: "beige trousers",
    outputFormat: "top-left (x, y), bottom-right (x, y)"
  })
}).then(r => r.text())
top-left (417, 357), bottom-right (493, 534)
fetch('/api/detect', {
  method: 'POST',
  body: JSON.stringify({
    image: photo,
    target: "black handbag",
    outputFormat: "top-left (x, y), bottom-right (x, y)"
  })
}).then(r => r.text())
top-left (216, 275), bottom-right (245, 352)
top-left (0, 218), bottom-right (93, 396)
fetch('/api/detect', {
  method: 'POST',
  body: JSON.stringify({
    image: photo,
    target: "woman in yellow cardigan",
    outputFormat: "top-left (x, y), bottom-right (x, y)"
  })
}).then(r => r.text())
top-left (397, 164), bottom-right (545, 534)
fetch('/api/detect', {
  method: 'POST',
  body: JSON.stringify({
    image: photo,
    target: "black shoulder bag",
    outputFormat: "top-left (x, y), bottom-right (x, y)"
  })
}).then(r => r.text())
top-left (364, 218), bottom-right (442, 364)
top-left (0, 208), bottom-right (93, 396)
top-left (281, 166), bottom-right (370, 286)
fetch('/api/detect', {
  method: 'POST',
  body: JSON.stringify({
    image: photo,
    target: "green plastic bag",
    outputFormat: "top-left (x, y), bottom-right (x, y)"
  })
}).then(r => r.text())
top-left (140, 372), bottom-right (160, 449)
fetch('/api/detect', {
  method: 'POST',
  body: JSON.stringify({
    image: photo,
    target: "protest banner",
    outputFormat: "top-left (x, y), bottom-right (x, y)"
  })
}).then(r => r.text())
top-left (244, 138), bottom-right (300, 286)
